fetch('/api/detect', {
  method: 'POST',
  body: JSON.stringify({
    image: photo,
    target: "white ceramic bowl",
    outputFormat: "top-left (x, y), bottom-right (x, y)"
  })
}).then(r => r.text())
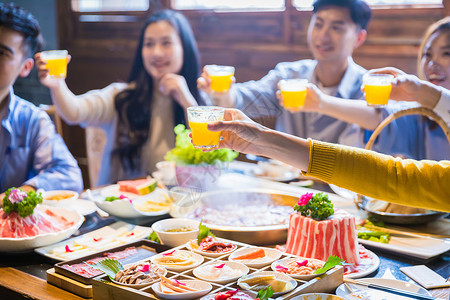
top-left (270, 257), bottom-right (327, 280)
top-left (151, 250), bottom-right (204, 272)
top-left (42, 190), bottom-right (79, 208)
top-left (229, 247), bottom-right (282, 268)
top-left (237, 271), bottom-right (297, 296)
top-left (193, 261), bottom-right (249, 284)
top-left (152, 279), bottom-right (212, 300)
top-left (152, 218), bottom-right (200, 248)
top-left (186, 238), bottom-right (238, 258)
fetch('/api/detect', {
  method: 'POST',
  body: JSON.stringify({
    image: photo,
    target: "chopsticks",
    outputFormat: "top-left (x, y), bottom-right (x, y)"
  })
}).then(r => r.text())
top-left (362, 224), bottom-right (447, 240)
top-left (344, 278), bottom-right (436, 300)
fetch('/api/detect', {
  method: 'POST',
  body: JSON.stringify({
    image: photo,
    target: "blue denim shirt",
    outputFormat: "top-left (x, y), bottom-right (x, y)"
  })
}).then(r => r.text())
top-left (232, 57), bottom-right (369, 146)
top-left (0, 90), bottom-right (83, 193)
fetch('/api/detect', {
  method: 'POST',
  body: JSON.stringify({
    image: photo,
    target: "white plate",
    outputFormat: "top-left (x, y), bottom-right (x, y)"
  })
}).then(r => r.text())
top-left (193, 261), bottom-right (249, 284)
top-left (229, 247), bottom-right (282, 268)
top-left (151, 250), bottom-right (204, 272)
top-left (67, 199), bottom-right (97, 216)
top-left (0, 205), bottom-right (84, 252)
top-left (96, 185), bottom-right (171, 218)
top-left (336, 278), bottom-right (431, 300)
top-left (237, 271), bottom-right (297, 296)
top-left (186, 238), bottom-right (237, 258)
top-left (270, 257), bottom-right (327, 280)
top-left (152, 279), bottom-right (212, 300)
top-left (291, 293), bottom-right (346, 300)
top-left (111, 264), bottom-right (167, 289)
top-left (358, 235), bottom-right (450, 260)
top-left (34, 221), bottom-right (151, 261)
top-left (345, 249), bottom-right (380, 279)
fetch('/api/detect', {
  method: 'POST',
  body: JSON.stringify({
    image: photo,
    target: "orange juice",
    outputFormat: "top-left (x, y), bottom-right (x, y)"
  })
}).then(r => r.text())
top-left (189, 121), bottom-right (221, 149)
top-left (205, 65), bottom-right (235, 93)
top-left (363, 74), bottom-right (394, 107)
top-left (279, 79), bottom-right (308, 109)
top-left (46, 58), bottom-right (68, 78)
top-left (281, 90), bottom-right (307, 108)
top-left (364, 84), bottom-right (392, 106)
top-left (210, 74), bottom-right (233, 92)
top-left (41, 50), bottom-right (68, 79)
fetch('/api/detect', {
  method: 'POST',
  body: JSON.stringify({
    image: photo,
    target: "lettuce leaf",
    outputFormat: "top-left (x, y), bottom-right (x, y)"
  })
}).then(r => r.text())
top-left (90, 258), bottom-right (123, 280)
top-left (164, 124), bottom-right (238, 165)
top-left (313, 255), bottom-right (345, 274)
top-left (197, 220), bottom-right (215, 245)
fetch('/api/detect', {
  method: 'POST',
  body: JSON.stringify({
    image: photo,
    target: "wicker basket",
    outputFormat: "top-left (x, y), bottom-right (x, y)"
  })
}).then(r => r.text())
top-left (355, 106), bottom-right (450, 211)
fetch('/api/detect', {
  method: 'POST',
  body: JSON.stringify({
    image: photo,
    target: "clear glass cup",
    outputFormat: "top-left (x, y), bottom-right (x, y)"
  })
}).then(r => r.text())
top-left (41, 50), bottom-right (69, 79)
top-left (205, 65), bottom-right (235, 92)
top-left (187, 106), bottom-right (225, 150)
top-left (279, 79), bottom-right (308, 109)
top-left (363, 73), bottom-right (394, 107)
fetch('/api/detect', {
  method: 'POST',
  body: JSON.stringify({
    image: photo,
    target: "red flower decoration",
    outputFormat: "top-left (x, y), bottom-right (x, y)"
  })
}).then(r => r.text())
top-left (297, 193), bottom-right (313, 206)
top-left (65, 245), bottom-right (73, 252)
top-left (296, 259), bottom-right (308, 267)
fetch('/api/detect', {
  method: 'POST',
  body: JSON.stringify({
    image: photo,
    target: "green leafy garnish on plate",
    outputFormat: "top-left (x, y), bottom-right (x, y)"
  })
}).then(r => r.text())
top-left (313, 255), bottom-right (345, 274)
top-left (257, 286), bottom-right (274, 300)
top-left (197, 220), bottom-right (215, 245)
top-left (164, 124), bottom-right (238, 165)
top-left (2, 188), bottom-right (43, 218)
top-left (90, 258), bottom-right (123, 280)
top-left (357, 219), bottom-right (391, 244)
top-left (149, 231), bottom-right (161, 243)
top-left (105, 196), bottom-right (121, 202)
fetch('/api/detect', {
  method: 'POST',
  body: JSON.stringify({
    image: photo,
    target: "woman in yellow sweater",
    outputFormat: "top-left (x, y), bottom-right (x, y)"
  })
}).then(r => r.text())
top-left (207, 108), bottom-right (450, 213)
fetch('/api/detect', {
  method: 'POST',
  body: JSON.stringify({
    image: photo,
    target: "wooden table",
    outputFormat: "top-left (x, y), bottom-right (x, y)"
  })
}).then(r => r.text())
top-left (0, 183), bottom-right (449, 299)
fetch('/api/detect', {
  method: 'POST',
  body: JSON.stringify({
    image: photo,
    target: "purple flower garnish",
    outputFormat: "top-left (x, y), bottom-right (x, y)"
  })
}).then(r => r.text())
top-left (8, 189), bottom-right (28, 204)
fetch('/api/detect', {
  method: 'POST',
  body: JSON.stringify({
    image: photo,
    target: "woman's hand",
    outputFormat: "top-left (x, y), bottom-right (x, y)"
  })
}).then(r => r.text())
top-left (206, 109), bottom-right (270, 155)
top-left (369, 67), bottom-right (441, 108)
top-left (34, 52), bottom-right (70, 90)
top-left (159, 73), bottom-right (198, 108)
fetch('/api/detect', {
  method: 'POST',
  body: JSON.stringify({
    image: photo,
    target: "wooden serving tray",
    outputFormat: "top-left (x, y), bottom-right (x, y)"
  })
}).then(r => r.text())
top-left (92, 239), bottom-right (344, 300)
top-left (46, 239), bottom-right (170, 298)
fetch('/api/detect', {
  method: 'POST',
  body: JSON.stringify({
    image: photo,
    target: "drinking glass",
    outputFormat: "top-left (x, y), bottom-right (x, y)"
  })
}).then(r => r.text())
top-left (205, 65), bottom-right (235, 92)
top-left (187, 106), bottom-right (225, 150)
top-left (279, 79), bottom-right (308, 109)
top-left (363, 73), bottom-right (394, 107)
top-left (41, 50), bottom-right (69, 79)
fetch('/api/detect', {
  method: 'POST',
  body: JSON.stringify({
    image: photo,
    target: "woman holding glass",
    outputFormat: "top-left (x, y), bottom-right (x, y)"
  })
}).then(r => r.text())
top-left (35, 10), bottom-right (208, 186)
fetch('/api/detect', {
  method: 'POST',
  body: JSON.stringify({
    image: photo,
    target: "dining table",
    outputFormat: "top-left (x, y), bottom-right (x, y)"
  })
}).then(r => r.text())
top-left (0, 177), bottom-right (449, 300)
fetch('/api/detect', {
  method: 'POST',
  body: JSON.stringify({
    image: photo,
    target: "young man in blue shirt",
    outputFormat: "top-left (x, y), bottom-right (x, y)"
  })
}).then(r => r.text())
top-left (0, 3), bottom-right (83, 198)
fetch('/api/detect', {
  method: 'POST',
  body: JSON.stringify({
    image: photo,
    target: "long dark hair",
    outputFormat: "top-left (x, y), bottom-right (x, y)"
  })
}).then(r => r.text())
top-left (114, 10), bottom-right (202, 169)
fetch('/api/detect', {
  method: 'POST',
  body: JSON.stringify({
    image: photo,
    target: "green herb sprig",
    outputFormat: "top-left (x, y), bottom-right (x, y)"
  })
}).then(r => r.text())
top-left (313, 255), bottom-right (345, 274)
top-left (164, 124), bottom-right (238, 165)
top-left (105, 196), bottom-right (121, 202)
top-left (197, 220), bottom-right (215, 245)
top-left (2, 188), bottom-right (43, 218)
top-left (148, 231), bottom-right (161, 243)
top-left (294, 192), bottom-right (334, 221)
top-left (257, 286), bottom-right (274, 300)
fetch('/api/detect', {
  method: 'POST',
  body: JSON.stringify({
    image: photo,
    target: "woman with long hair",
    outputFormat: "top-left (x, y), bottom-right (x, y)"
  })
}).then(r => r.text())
top-left (35, 10), bottom-right (207, 185)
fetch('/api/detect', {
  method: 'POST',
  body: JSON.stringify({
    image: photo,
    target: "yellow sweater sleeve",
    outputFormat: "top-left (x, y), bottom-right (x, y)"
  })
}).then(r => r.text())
top-left (304, 140), bottom-right (450, 213)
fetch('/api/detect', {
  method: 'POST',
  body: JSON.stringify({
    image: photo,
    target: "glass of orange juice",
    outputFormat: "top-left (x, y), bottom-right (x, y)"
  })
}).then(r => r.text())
top-left (205, 65), bottom-right (235, 93)
top-left (279, 79), bottom-right (308, 109)
top-left (363, 73), bottom-right (394, 107)
top-left (41, 50), bottom-right (68, 79)
top-left (187, 106), bottom-right (225, 150)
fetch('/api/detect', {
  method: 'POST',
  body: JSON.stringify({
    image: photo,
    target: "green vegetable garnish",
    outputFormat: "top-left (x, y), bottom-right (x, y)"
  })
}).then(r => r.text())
top-left (357, 220), bottom-right (391, 244)
top-left (90, 258), bottom-right (123, 280)
top-left (294, 192), bottom-right (334, 221)
top-left (313, 255), bottom-right (345, 274)
top-left (149, 231), bottom-right (161, 243)
top-left (257, 286), bottom-right (274, 300)
top-left (2, 188), bottom-right (43, 218)
top-left (105, 196), bottom-right (121, 202)
top-left (164, 124), bottom-right (239, 165)
top-left (197, 220), bottom-right (215, 245)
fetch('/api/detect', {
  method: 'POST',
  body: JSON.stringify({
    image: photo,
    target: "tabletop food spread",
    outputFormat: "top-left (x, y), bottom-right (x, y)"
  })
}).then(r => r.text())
top-left (0, 171), bottom-right (448, 300)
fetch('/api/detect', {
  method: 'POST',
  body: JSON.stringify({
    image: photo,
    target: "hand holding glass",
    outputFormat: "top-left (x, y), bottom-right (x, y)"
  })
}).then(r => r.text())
top-left (187, 106), bottom-right (225, 150)
top-left (205, 65), bottom-right (235, 93)
top-left (40, 50), bottom-right (69, 79)
top-left (280, 79), bottom-right (308, 109)
top-left (363, 74), bottom-right (394, 107)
